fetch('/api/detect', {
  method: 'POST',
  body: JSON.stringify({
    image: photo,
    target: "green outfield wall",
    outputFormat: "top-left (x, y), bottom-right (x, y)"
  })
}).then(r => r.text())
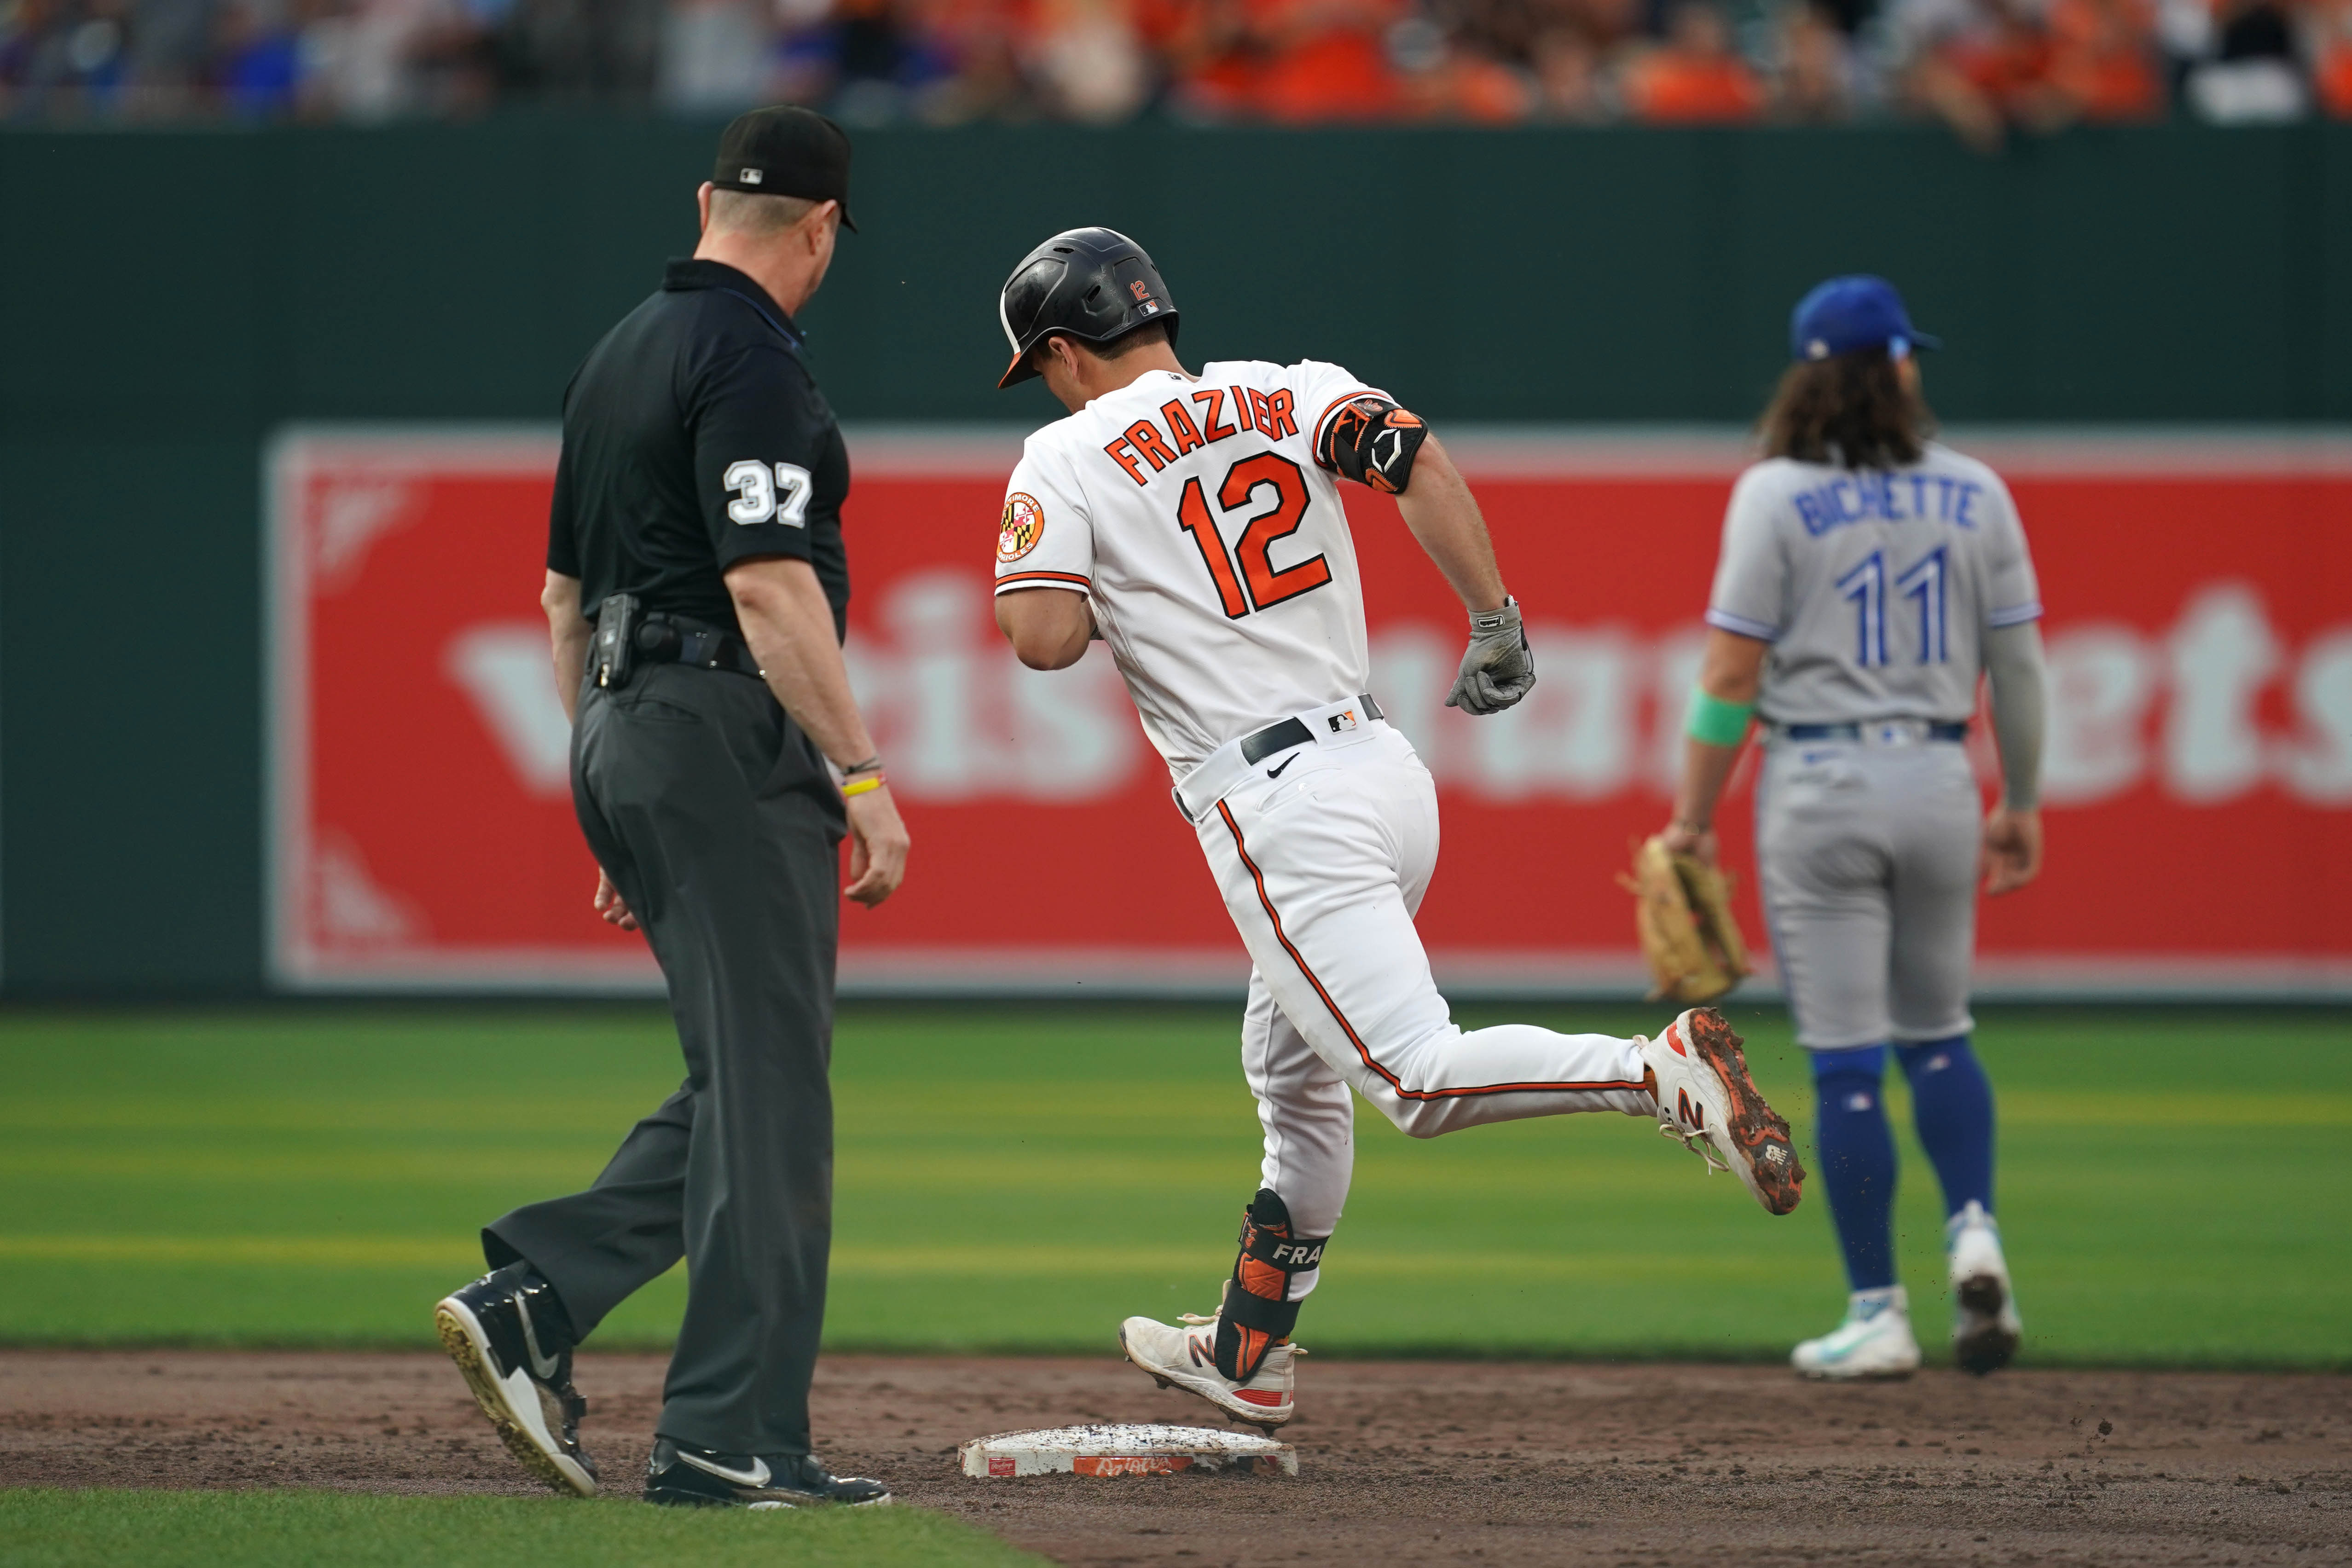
top-left (3, 120), bottom-right (2349, 995)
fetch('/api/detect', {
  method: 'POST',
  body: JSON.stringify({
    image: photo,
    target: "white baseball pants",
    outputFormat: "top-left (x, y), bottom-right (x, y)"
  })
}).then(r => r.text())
top-left (1189, 719), bottom-right (1656, 1303)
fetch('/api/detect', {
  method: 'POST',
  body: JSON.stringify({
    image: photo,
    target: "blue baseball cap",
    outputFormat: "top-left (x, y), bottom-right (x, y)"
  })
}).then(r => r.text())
top-left (1790, 275), bottom-right (1941, 363)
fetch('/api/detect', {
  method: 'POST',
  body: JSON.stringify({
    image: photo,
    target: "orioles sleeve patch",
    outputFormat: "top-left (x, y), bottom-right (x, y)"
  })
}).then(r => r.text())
top-left (998, 492), bottom-right (1045, 562)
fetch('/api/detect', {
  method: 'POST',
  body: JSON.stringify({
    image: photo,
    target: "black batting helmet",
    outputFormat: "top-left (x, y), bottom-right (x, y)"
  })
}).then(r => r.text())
top-left (996, 227), bottom-right (1178, 389)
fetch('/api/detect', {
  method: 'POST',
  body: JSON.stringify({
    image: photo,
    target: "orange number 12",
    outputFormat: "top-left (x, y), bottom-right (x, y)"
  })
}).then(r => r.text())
top-left (1176, 454), bottom-right (1333, 621)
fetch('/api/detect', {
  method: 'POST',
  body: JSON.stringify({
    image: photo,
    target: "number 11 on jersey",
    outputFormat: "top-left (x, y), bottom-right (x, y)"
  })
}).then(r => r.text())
top-left (1838, 546), bottom-right (1948, 666)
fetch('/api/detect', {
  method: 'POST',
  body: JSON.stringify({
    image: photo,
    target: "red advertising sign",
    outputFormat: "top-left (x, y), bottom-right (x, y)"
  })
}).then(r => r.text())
top-left (269, 428), bottom-right (2352, 996)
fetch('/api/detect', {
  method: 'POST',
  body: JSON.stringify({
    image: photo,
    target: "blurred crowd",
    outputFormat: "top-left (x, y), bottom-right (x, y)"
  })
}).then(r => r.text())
top-left (6, 0), bottom-right (2352, 138)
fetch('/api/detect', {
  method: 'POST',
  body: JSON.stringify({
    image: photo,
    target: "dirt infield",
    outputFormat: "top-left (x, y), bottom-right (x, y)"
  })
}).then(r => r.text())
top-left (1, 1350), bottom-right (2343, 1566)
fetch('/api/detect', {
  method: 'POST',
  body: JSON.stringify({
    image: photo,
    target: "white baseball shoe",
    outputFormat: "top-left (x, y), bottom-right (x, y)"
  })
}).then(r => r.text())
top-left (1791, 1286), bottom-right (1923, 1380)
top-left (1118, 1310), bottom-right (1298, 1432)
top-left (1947, 1201), bottom-right (2022, 1375)
top-left (1640, 1007), bottom-right (1805, 1215)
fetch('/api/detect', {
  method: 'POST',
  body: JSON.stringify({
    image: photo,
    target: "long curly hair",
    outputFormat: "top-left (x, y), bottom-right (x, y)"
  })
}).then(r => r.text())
top-left (1757, 347), bottom-right (1934, 469)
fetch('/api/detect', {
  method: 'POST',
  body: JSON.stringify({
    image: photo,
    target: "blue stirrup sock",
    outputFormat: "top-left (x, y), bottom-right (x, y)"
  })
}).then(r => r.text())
top-left (1809, 1045), bottom-right (1898, 1293)
top-left (1895, 1035), bottom-right (1996, 1220)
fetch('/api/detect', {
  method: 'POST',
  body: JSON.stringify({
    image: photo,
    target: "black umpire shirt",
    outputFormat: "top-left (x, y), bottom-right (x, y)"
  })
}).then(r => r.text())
top-left (548, 259), bottom-right (851, 641)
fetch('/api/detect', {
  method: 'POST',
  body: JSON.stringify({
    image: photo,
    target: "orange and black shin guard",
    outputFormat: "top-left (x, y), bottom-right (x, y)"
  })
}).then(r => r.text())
top-left (1213, 1189), bottom-right (1328, 1383)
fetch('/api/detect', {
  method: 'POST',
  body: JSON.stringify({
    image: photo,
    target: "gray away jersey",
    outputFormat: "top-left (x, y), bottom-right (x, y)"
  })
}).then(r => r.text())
top-left (1706, 442), bottom-right (2042, 725)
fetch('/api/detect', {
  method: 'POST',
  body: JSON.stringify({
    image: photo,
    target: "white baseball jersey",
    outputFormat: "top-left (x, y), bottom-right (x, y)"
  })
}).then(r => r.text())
top-left (1706, 441), bottom-right (2042, 725)
top-left (991, 358), bottom-right (1662, 1304)
top-left (992, 360), bottom-right (1383, 775)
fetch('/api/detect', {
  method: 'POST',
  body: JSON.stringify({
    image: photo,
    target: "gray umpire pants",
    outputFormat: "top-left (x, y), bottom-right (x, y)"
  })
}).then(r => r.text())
top-left (1754, 735), bottom-right (1981, 1053)
top-left (485, 660), bottom-right (845, 1458)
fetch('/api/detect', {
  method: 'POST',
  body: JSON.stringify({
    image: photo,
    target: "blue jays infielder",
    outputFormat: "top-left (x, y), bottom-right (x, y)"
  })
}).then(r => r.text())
top-left (1664, 276), bottom-right (2049, 1378)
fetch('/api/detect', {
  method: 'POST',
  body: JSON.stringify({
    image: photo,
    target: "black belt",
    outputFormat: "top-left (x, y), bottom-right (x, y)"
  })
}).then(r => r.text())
top-left (615, 614), bottom-right (764, 680)
top-left (1240, 694), bottom-right (1385, 765)
top-left (1783, 721), bottom-right (1969, 742)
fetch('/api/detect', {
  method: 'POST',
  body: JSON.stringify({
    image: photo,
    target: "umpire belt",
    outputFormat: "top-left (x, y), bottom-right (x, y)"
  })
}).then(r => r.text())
top-left (1172, 693), bottom-right (1385, 823)
top-left (603, 614), bottom-right (765, 683)
top-left (1776, 719), bottom-right (1969, 745)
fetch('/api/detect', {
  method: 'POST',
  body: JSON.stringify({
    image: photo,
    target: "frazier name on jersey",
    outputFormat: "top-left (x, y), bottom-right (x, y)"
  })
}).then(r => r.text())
top-left (1103, 386), bottom-right (1300, 485)
top-left (994, 360), bottom-right (1381, 775)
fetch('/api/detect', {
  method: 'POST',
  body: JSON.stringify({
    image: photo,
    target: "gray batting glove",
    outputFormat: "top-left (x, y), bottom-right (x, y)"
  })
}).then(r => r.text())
top-left (1445, 597), bottom-right (1535, 715)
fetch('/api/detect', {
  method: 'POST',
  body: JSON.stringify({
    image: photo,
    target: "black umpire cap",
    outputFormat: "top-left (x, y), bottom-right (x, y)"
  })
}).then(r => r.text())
top-left (710, 106), bottom-right (857, 232)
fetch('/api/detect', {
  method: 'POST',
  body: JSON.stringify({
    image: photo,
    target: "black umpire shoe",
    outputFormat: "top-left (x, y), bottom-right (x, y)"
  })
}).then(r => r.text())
top-left (644, 1439), bottom-right (892, 1509)
top-left (434, 1265), bottom-right (599, 1497)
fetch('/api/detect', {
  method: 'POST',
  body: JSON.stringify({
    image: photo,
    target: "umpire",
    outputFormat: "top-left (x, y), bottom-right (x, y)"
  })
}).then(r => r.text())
top-left (434, 106), bottom-right (908, 1510)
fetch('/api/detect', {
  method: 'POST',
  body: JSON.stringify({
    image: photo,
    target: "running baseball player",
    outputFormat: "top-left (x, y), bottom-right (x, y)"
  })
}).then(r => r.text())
top-left (1663, 275), bottom-right (2045, 1380)
top-left (988, 227), bottom-right (1805, 1431)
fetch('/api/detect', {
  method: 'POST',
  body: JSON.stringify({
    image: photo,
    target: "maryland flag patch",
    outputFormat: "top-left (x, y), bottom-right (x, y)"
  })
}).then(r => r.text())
top-left (997, 492), bottom-right (1045, 562)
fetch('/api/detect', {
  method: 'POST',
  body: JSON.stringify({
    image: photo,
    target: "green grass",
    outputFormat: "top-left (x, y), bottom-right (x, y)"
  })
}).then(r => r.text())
top-left (0, 1002), bottom-right (2344, 1366)
top-left (0, 1488), bottom-right (1042, 1568)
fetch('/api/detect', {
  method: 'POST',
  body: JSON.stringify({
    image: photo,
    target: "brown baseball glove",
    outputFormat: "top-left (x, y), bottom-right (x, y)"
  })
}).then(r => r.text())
top-left (1617, 834), bottom-right (1751, 1004)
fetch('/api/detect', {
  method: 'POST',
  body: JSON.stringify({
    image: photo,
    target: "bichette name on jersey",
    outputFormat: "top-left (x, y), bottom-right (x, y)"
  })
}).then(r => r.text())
top-left (1707, 441), bottom-right (2042, 726)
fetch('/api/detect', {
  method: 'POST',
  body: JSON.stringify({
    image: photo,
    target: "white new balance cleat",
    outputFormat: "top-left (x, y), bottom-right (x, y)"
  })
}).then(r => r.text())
top-left (1947, 1201), bottom-right (2023, 1375)
top-left (1641, 1007), bottom-right (1806, 1215)
top-left (1118, 1310), bottom-right (1298, 1432)
top-left (1791, 1286), bottom-right (1923, 1380)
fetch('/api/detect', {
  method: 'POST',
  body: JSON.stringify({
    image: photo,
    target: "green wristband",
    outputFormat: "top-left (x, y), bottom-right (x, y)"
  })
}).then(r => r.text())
top-left (1686, 688), bottom-right (1755, 747)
